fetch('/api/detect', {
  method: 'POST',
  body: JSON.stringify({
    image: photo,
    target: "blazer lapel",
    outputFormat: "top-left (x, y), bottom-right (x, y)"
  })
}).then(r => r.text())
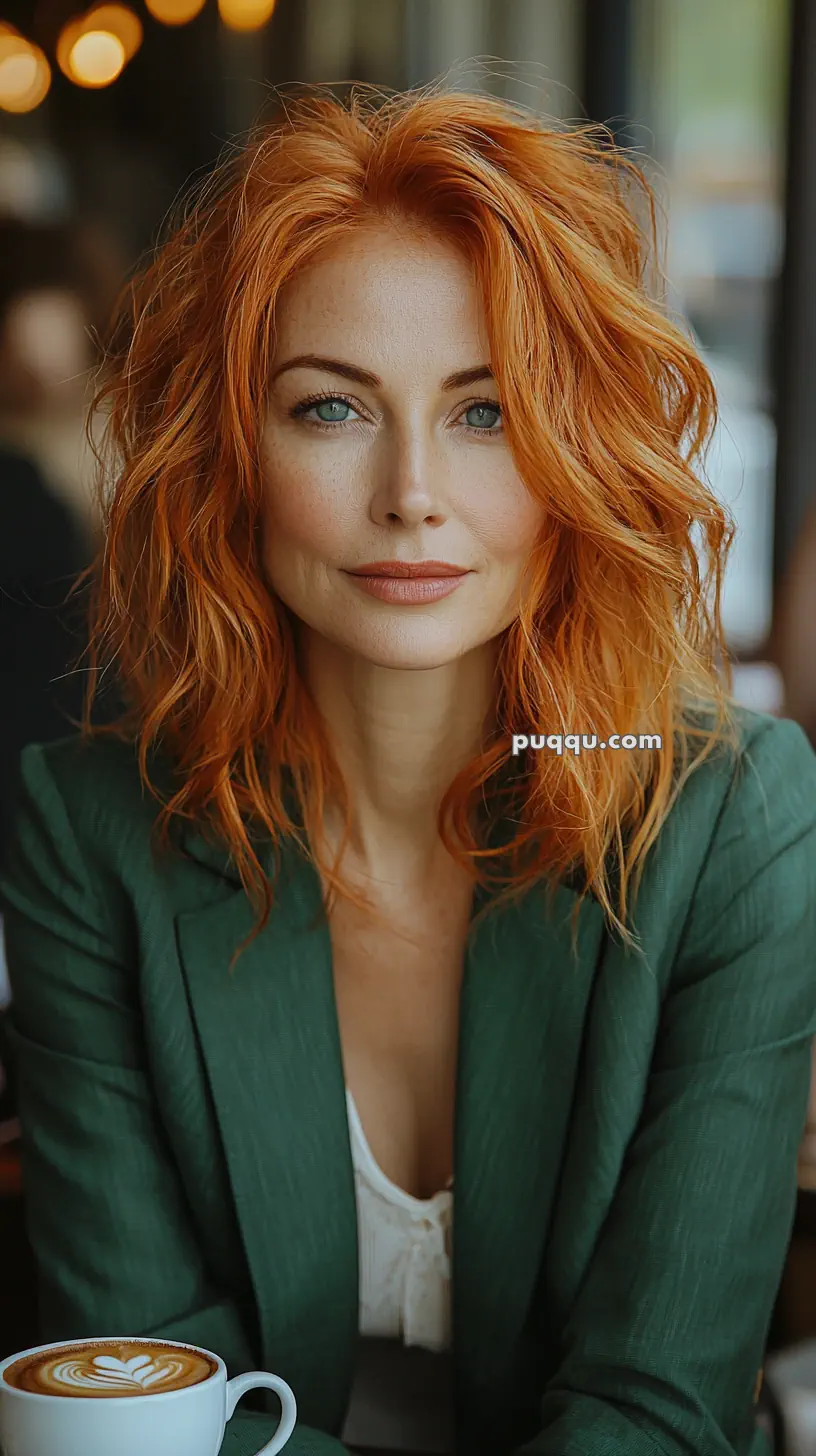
top-left (453, 873), bottom-right (607, 1448)
top-left (174, 826), bottom-right (357, 1433)
top-left (171, 768), bottom-right (609, 1447)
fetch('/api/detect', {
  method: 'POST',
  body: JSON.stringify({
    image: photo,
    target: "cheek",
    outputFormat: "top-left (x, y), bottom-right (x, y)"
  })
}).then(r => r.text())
top-left (263, 468), bottom-right (358, 558)
top-left (462, 476), bottom-right (547, 558)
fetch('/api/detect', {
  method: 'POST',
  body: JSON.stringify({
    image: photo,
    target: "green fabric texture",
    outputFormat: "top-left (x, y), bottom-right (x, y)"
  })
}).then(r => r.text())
top-left (0, 706), bottom-right (814, 1455)
top-left (222, 1409), bottom-right (342, 1456)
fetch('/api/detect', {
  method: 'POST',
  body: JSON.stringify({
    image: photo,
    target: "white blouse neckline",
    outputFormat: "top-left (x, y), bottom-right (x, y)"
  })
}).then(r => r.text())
top-left (345, 1087), bottom-right (454, 1212)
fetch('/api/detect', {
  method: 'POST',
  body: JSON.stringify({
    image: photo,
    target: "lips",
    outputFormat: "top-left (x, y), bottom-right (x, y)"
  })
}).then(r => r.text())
top-left (347, 561), bottom-right (468, 578)
top-left (343, 560), bottom-right (472, 605)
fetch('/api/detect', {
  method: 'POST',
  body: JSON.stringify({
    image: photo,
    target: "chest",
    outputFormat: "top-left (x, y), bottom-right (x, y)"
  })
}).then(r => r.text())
top-left (328, 870), bottom-right (474, 1201)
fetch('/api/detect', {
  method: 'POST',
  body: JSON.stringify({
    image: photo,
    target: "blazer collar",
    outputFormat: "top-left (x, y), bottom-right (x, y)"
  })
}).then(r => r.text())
top-left (174, 778), bottom-right (609, 1439)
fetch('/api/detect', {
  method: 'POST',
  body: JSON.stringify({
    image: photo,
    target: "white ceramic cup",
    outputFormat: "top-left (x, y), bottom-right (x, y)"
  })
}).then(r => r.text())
top-left (0, 1335), bottom-right (297, 1456)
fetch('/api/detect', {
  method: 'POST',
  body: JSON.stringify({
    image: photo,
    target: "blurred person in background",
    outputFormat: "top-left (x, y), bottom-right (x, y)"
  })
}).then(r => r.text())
top-left (1, 83), bottom-right (815, 1456)
top-left (766, 497), bottom-right (816, 1201)
top-left (0, 217), bottom-right (123, 1121)
top-left (0, 443), bottom-right (89, 1128)
top-left (770, 494), bottom-right (816, 753)
top-left (0, 210), bottom-right (125, 862)
top-left (0, 215), bottom-right (123, 551)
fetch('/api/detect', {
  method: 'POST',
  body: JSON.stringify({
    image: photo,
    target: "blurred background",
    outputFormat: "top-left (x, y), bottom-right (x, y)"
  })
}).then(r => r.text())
top-left (2, 0), bottom-right (816, 1444)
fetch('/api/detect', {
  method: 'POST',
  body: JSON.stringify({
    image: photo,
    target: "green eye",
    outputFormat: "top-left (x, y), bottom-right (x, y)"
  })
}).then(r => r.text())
top-left (290, 392), bottom-right (503, 436)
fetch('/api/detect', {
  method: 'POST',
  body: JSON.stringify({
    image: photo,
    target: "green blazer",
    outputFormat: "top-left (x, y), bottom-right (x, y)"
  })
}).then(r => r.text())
top-left (2, 706), bottom-right (816, 1456)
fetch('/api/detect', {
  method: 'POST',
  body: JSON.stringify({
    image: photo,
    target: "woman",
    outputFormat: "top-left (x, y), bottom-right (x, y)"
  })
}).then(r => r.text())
top-left (1, 82), bottom-right (815, 1456)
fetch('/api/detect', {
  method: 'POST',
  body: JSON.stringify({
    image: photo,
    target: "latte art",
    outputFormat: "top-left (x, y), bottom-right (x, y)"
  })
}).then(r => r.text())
top-left (3, 1341), bottom-right (218, 1398)
top-left (53, 1354), bottom-right (194, 1392)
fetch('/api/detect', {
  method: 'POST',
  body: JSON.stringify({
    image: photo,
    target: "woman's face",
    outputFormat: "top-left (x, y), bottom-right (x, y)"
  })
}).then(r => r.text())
top-left (260, 223), bottom-right (546, 670)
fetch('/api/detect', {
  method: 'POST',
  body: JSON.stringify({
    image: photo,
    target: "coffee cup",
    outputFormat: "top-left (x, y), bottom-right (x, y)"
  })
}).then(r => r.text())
top-left (0, 1335), bottom-right (297, 1456)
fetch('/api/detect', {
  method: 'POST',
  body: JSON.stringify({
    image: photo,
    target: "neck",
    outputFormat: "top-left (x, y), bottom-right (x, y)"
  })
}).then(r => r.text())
top-left (297, 627), bottom-right (500, 884)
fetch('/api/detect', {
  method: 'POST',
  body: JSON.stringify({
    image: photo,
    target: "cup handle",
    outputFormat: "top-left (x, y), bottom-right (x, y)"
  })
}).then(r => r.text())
top-left (225, 1371), bottom-right (298, 1455)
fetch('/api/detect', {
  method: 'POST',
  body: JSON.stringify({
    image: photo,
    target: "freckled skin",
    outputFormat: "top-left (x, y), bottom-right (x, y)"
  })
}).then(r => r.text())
top-left (258, 225), bottom-right (548, 1194)
top-left (260, 223), bottom-right (546, 672)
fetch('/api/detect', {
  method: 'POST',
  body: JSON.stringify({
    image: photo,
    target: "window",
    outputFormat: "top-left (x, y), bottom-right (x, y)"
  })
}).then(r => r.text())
top-left (631, 0), bottom-right (791, 654)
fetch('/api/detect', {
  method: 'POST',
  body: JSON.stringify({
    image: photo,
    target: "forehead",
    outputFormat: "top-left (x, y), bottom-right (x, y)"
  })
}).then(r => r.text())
top-left (271, 224), bottom-right (489, 365)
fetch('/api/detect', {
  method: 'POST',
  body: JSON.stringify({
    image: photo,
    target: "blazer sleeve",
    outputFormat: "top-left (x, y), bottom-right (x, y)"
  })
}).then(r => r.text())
top-left (0, 745), bottom-right (348, 1456)
top-left (519, 716), bottom-right (816, 1456)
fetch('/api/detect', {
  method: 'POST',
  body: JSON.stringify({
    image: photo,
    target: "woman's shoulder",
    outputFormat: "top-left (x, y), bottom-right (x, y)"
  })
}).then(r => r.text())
top-left (15, 731), bottom-right (173, 812)
top-left (17, 706), bottom-right (816, 889)
top-left (648, 704), bottom-right (816, 935)
top-left (674, 701), bottom-right (816, 818)
top-left (22, 704), bottom-right (816, 838)
top-left (732, 702), bottom-right (816, 777)
top-left (6, 732), bottom-right (176, 888)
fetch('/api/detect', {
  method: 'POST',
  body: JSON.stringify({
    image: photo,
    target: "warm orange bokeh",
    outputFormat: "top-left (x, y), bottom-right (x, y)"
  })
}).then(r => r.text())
top-left (69, 29), bottom-right (126, 88)
top-left (144, 0), bottom-right (208, 24)
top-left (217, 0), bottom-right (277, 32)
top-left (57, 7), bottom-right (139, 88)
top-left (0, 28), bottom-right (51, 114)
top-left (84, 5), bottom-right (143, 62)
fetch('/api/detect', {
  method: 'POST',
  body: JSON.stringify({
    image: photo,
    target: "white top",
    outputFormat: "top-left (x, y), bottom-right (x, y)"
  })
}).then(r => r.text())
top-left (340, 1088), bottom-right (455, 1452)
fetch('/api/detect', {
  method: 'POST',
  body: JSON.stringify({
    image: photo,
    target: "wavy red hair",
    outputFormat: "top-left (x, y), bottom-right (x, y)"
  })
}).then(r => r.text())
top-left (74, 79), bottom-right (741, 973)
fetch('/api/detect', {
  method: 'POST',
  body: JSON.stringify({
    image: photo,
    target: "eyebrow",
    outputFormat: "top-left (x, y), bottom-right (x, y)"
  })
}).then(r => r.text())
top-left (270, 354), bottom-right (496, 393)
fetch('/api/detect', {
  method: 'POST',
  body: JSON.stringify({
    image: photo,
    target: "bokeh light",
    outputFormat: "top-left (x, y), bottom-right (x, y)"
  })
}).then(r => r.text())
top-left (69, 30), bottom-right (126, 87)
top-left (56, 18), bottom-right (86, 80)
top-left (218, 0), bottom-right (277, 32)
top-left (144, 0), bottom-right (208, 23)
top-left (84, 5), bottom-right (143, 62)
top-left (0, 29), bottom-right (51, 115)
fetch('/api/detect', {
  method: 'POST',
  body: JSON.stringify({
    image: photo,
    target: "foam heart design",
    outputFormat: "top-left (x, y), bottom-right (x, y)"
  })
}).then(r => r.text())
top-left (51, 1355), bottom-right (188, 1390)
top-left (94, 1357), bottom-right (152, 1376)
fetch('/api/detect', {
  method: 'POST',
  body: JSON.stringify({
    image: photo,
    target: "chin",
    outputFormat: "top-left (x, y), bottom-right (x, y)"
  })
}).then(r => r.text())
top-left (327, 623), bottom-right (481, 671)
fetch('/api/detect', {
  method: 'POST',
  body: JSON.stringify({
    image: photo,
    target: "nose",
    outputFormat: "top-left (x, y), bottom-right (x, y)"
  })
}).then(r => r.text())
top-left (368, 439), bottom-right (450, 529)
